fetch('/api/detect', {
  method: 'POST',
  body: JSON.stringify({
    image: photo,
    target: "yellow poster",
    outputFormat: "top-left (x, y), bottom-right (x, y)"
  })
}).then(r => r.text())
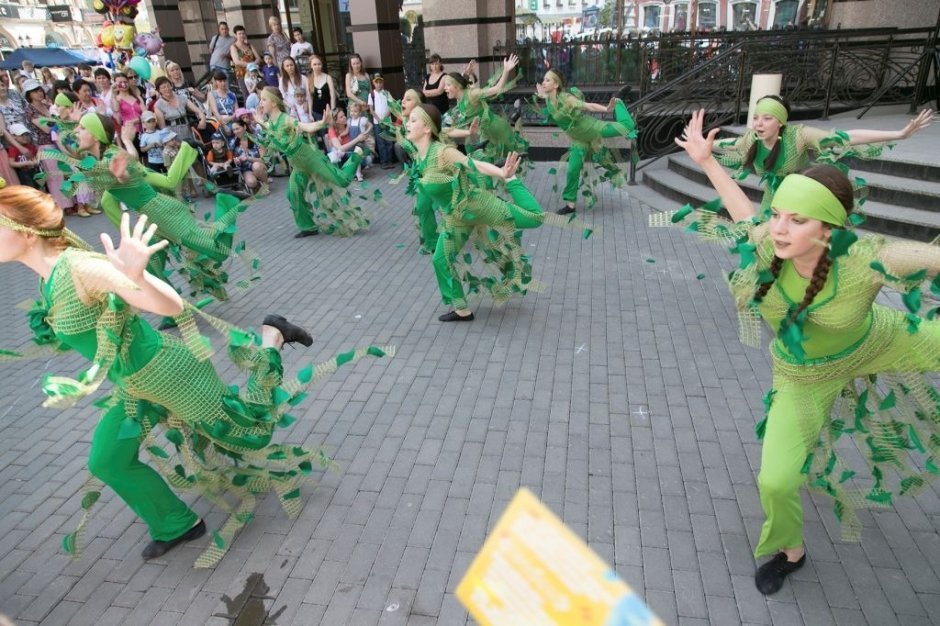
top-left (457, 488), bottom-right (664, 626)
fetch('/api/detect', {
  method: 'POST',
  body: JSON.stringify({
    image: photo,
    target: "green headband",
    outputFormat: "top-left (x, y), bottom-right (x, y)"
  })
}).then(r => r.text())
top-left (403, 89), bottom-right (421, 104)
top-left (414, 106), bottom-right (439, 136)
top-left (772, 174), bottom-right (847, 227)
top-left (79, 113), bottom-right (110, 145)
top-left (0, 212), bottom-right (91, 250)
top-left (261, 88), bottom-right (284, 107)
top-left (545, 69), bottom-right (564, 87)
top-left (755, 98), bottom-right (788, 125)
top-left (54, 93), bottom-right (72, 109)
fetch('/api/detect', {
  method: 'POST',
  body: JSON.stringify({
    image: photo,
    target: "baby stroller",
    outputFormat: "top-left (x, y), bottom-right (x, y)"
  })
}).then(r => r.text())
top-left (194, 121), bottom-right (252, 199)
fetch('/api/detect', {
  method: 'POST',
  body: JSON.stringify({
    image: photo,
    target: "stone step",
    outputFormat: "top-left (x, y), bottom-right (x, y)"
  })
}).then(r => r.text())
top-left (668, 153), bottom-right (940, 213)
top-left (641, 164), bottom-right (940, 242)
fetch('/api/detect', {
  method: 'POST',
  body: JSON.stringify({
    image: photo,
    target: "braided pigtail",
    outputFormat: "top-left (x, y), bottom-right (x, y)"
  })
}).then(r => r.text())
top-left (762, 126), bottom-right (785, 171)
top-left (791, 253), bottom-right (833, 320)
top-left (753, 255), bottom-right (784, 302)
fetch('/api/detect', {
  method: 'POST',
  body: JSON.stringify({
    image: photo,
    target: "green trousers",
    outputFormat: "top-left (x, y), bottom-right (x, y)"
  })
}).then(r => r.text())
top-left (414, 193), bottom-right (439, 254)
top-left (563, 121), bottom-right (630, 203)
top-left (755, 316), bottom-right (940, 557)
top-left (432, 179), bottom-right (543, 310)
top-left (88, 400), bottom-right (199, 541)
top-left (286, 146), bottom-right (361, 232)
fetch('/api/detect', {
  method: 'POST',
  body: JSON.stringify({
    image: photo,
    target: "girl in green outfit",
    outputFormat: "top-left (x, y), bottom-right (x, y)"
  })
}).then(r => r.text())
top-left (536, 69), bottom-right (636, 215)
top-left (669, 109), bottom-right (940, 595)
top-left (715, 95), bottom-right (935, 214)
top-left (442, 55), bottom-right (529, 165)
top-left (253, 86), bottom-right (366, 238)
top-left (43, 112), bottom-right (246, 301)
top-left (0, 185), bottom-right (390, 567)
top-left (407, 103), bottom-right (588, 322)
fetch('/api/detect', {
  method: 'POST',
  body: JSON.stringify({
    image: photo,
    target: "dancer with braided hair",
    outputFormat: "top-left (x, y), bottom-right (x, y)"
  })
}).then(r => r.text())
top-left (407, 103), bottom-right (590, 321)
top-left (252, 86), bottom-right (367, 238)
top-left (535, 68), bottom-right (636, 215)
top-left (0, 186), bottom-right (391, 567)
top-left (715, 95), bottom-right (935, 214)
top-left (664, 109), bottom-right (940, 595)
top-left (42, 112), bottom-right (247, 300)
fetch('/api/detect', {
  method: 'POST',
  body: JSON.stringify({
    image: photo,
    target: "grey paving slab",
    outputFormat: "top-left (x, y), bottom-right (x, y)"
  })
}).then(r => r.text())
top-left (0, 142), bottom-right (938, 626)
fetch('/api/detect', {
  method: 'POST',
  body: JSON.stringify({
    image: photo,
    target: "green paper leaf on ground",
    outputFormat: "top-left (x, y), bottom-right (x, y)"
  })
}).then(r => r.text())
top-left (395, 243), bottom-right (405, 249)
top-left (645, 258), bottom-right (655, 263)
top-left (696, 274), bottom-right (706, 280)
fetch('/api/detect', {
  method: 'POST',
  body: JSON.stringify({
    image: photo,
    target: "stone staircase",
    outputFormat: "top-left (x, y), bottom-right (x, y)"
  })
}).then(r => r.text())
top-left (637, 142), bottom-right (940, 242)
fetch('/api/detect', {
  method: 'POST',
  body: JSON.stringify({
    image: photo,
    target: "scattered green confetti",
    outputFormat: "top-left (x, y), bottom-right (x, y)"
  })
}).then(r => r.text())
top-left (645, 258), bottom-right (655, 263)
top-left (696, 273), bottom-right (706, 280)
top-left (395, 244), bottom-right (405, 249)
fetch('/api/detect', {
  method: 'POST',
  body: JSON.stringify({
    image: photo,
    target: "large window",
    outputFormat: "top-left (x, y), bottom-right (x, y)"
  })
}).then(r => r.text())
top-left (773, 0), bottom-right (799, 27)
top-left (643, 4), bottom-right (661, 30)
top-left (732, 1), bottom-right (757, 30)
top-left (673, 3), bottom-right (688, 31)
top-left (698, 1), bottom-right (717, 30)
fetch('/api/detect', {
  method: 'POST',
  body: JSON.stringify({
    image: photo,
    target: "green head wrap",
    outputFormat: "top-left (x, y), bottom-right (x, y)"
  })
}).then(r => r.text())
top-left (545, 69), bottom-right (565, 89)
top-left (755, 98), bottom-right (788, 125)
top-left (414, 106), bottom-right (439, 137)
top-left (79, 113), bottom-right (110, 145)
top-left (261, 87), bottom-right (285, 111)
top-left (772, 174), bottom-right (847, 227)
top-left (403, 89), bottom-right (422, 106)
top-left (0, 213), bottom-right (91, 250)
top-left (54, 93), bottom-right (73, 109)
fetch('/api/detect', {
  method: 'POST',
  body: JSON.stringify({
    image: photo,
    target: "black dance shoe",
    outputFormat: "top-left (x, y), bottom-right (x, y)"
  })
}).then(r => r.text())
top-left (294, 230), bottom-right (319, 238)
top-left (755, 552), bottom-right (805, 595)
top-left (263, 314), bottom-right (314, 347)
top-left (438, 311), bottom-right (475, 322)
top-left (556, 205), bottom-right (576, 216)
top-left (142, 519), bottom-right (206, 559)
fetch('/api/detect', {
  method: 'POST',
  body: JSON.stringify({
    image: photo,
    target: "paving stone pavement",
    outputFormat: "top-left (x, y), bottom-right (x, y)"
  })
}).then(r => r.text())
top-left (1, 159), bottom-right (939, 626)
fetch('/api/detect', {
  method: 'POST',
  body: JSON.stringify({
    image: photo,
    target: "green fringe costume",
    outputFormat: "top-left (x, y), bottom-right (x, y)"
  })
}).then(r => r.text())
top-left (541, 92), bottom-right (636, 209)
top-left (2, 248), bottom-right (392, 568)
top-left (41, 143), bottom-right (252, 301)
top-left (410, 141), bottom-right (592, 310)
top-left (652, 207), bottom-right (940, 558)
top-left (451, 81), bottom-right (529, 166)
top-left (714, 125), bottom-right (887, 215)
top-left (256, 112), bottom-right (368, 236)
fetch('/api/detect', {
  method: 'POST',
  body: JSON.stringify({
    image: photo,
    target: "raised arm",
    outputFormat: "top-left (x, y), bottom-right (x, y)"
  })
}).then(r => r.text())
top-left (878, 240), bottom-right (940, 280)
top-left (840, 109), bottom-right (936, 146)
top-left (675, 109), bottom-right (757, 223)
top-left (481, 55), bottom-right (519, 99)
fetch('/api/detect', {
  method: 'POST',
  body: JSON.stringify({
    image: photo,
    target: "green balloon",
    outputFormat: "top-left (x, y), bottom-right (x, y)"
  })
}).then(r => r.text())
top-left (128, 55), bottom-right (151, 81)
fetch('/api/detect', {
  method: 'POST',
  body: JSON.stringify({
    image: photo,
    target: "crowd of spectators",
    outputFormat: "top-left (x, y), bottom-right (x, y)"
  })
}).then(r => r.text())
top-left (0, 17), bottom-right (476, 211)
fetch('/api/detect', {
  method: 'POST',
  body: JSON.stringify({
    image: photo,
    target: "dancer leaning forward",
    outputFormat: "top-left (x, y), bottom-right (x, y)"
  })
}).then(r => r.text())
top-left (0, 186), bottom-right (392, 567)
top-left (655, 110), bottom-right (940, 595)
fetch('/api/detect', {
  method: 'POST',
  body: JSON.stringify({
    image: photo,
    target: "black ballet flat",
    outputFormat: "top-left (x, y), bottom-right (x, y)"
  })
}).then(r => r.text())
top-left (294, 230), bottom-right (319, 238)
top-left (263, 314), bottom-right (313, 347)
top-left (438, 311), bottom-right (475, 322)
top-left (557, 206), bottom-right (576, 216)
top-left (141, 519), bottom-right (206, 559)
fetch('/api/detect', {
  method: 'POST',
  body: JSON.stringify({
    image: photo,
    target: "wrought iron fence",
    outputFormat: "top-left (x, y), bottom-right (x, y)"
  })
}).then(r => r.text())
top-left (494, 27), bottom-right (935, 181)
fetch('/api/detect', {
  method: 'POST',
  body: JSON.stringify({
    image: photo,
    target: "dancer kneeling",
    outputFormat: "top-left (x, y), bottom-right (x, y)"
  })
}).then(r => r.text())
top-left (666, 110), bottom-right (940, 595)
top-left (0, 186), bottom-right (391, 567)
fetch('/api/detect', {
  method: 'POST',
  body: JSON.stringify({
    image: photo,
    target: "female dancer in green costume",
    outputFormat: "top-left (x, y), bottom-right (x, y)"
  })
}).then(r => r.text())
top-left (535, 69), bottom-right (636, 215)
top-left (252, 86), bottom-right (366, 238)
top-left (0, 186), bottom-right (390, 567)
top-left (715, 95), bottom-right (935, 214)
top-left (387, 89), bottom-right (439, 254)
top-left (442, 55), bottom-right (528, 164)
top-left (42, 113), bottom-right (246, 301)
top-left (665, 109), bottom-right (940, 595)
top-left (407, 103), bottom-right (587, 322)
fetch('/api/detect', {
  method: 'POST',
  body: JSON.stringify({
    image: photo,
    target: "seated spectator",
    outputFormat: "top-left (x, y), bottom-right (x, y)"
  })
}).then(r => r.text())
top-left (347, 101), bottom-right (374, 181)
top-left (289, 89), bottom-right (312, 123)
top-left (326, 107), bottom-right (369, 167)
top-left (207, 70), bottom-right (238, 130)
top-left (206, 132), bottom-right (234, 175)
top-left (233, 131), bottom-right (267, 193)
top-left (244, 63), bottom-right (262, 96)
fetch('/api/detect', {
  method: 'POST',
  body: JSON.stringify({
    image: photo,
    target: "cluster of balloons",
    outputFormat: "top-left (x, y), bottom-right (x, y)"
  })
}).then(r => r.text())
top-left (92, 0), bottom-right (162, 80)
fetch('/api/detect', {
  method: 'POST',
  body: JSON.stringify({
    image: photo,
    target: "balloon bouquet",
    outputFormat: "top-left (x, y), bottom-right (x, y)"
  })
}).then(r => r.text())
top-left (93, 0), bottom-right (163, 81)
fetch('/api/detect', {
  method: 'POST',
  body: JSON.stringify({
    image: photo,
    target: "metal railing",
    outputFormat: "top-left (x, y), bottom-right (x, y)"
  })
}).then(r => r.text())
top-left (492, 27), bottom-right (936, 181)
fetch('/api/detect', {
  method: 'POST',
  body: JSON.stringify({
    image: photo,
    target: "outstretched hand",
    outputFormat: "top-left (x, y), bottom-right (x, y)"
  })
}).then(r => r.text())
top-left (606, 97), bottom-right (616, 113)
top-left (675, 109), bottom-right (720, 165)
top-left (535, 83), bottom-right (546, 99)
top-left (501, 151), bottom-right (522, 180)
top-left (100, 213), bottom-right (168, 282)
top-left (503, 54), bottom-right (519, 73)
top-left (108, 150), bottom-right (130, 182)
top-left (900, 108), bottom-right (936, 139)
